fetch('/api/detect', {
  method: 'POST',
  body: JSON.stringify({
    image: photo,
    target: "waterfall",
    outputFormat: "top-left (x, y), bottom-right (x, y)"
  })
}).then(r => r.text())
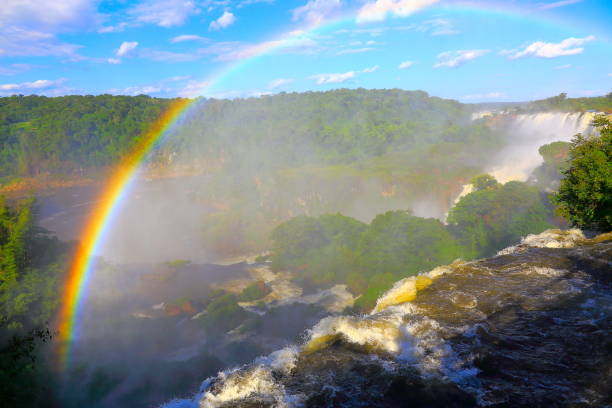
top-left (484, 112), bottom-right (596, 183)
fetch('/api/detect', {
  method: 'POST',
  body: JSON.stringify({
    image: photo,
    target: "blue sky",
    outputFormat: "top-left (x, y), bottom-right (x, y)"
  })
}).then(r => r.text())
top-left (0, 0), bottom-right (610, 102)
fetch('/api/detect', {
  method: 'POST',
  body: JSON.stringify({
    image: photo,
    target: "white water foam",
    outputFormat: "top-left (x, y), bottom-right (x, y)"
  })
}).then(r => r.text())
top-left (498, 229), bottom-right (585, 255)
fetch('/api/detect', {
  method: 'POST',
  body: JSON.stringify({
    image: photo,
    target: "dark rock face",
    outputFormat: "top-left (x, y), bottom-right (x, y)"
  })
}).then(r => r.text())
top-left (164, 231), bottom-right (612, 408)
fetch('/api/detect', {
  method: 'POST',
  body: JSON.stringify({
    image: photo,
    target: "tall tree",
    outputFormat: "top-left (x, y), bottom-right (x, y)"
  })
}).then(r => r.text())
top-left (554, 115), bottom-right (612, 231)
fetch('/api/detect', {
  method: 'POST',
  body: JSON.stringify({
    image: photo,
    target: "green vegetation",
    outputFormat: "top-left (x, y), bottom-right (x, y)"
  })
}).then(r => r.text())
top-left (169, 89), bottom-right (492, 165)
top-left (0, 90), bottom-right (514, 257)
top-left (0, 95), bottom-right (173, 178)
top-left (528, 92), bottom-right (612, 113)
top-left (359, 211), bottom-right (461, 278)
top-left (177, 89), bottom-right (505, 257)
top-left (200, 292), bottom-right (248, 331)
top-left (0, 90), bottom-right (502, 181)
top-left (554, 115), bottom-right (612, 231)
top-left (270, 177), bottom-right (555, 310)
top-left (448, 177), bottom-right (554, 258)
top-left (0, 90), bottom-right (609, 406)
top-left (0, 196), bottom-right (68, 407)
top-left (271, 214), bottom-right (367, 288)
top-left (238, 281), bottom-right (271, 302)
top-left (529, 141), bottom-right (571, 190)
top-left (470, 174), bottom-right (500, 191)
top-left (353, 211), bottom-right (462, 310)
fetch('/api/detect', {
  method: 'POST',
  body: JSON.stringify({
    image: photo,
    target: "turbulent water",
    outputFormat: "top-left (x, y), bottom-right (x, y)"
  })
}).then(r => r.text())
top-left (164, 229), bottom-right (611, 408)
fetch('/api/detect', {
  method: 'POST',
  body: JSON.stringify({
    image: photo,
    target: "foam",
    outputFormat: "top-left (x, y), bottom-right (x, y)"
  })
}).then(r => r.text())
top-left (498, 229), bottom-right (585, 255)
top-left (198, 366), bottom-right (299, 408)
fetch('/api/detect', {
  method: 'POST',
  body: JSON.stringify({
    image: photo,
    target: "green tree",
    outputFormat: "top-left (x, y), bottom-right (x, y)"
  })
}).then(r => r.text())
top-left (270, 214), bottom-right (367, 279)
top-left (554, 115), bottom-right (612, 231)
top-left (0, 196), bottom-right (67, 407)
top-left (448, 177), bottom-right (554, 257)
top-left (470, 174), bottom-right (500, 191)
top-left (529, 141), bottom-right (571, 190)
top-left (358, 210), bottom-right (461, 277)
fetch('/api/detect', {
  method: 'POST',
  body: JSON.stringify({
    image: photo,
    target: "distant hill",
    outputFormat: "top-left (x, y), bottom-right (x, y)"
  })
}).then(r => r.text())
top-left (2, 90), bottom-right (610, 182)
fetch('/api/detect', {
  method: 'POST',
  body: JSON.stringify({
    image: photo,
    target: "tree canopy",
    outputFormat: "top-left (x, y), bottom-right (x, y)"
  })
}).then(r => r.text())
top-left (269, 179), bottom-right (555, 311)
top-left (0, 197), bottom-right (68, 407)
top-left (554, 115), bottom-right (612, 231)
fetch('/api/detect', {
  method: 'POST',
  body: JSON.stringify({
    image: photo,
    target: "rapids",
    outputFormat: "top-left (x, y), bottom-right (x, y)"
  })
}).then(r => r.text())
top-left (163, 229), bottom-right (612, 408)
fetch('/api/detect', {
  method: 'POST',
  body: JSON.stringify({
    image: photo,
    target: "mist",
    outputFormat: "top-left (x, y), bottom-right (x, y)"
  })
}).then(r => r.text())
top-left (27, 90), bottom-right (606, 408)
top-left (94, 104), bottom-right (599, 266)
top-left (481, 111), bottom-right (596, 183)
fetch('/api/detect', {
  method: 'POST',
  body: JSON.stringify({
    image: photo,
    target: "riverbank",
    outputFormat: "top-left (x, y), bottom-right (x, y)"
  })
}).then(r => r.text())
top-left (0, 162), bottom-right (212, 198)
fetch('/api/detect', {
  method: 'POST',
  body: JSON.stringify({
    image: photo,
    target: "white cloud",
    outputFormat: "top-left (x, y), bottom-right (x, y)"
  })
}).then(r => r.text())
top-left (0, 27), bottom-right (82, 57)
top-left (538, 0), bottom-right (582, 10)
top-left (130, 0), bottom-right (198, 27)
top-left (362, 65), bottom-right (379, 73)
top-left (462, 92), bottom-right (505, 100)
top-left (509, 36), bottom-right (595, 59)
top-left (107, 58), bottom-right (121, 64)
top-left (140, 49), bottom-right (201, 62)
top-left (357, 0), bottom-right (438, 23)
top-left (309, 66), bottom-right (377, 85)
top-left (178, 80), bottom-right (210, 97)
top-left (413, 18), bottom-right (458, 36)
top-left (201, 35), bottom-right (321, 62)
top-left (0, 1), bottom-right (94, 58)
top-left (108, 76), bottom-right (193, 96)
top-left (268, 78), bottom-right (294, 89)
top-left (99, 22), bottom-right (130, 33)
top-left (170, 34), bottom-right (207, 43)
top-left (498, 48), bottom-right (515, 56)
top-left (204, 89), bottom-right (272, 99)
top-left (0, 0), bottom-right (98, 30)
top-left (433, 49), bottom-right (488, 68)
top-left (0, 78), bottom-right (67, 95)
top-left (108, 85), bottom-right (164, 96)
top-left (209, 11), bottom-right (236, 31)
top-left (554, 64), bottom-right (572, 69)
top-left (309, 71), bottom-right (356, 84)
top-left (116, 41), bottom-right (139, 57)
top-left (335, 27), bottom-right (386, 36)
top-left (200, 40), bottom-right (270, 61)
top-left (292, 0), bottom-right (343, 26)
top-left (398, 60), bottom-right (414, 69)
top-left (337, 47), bottom-right (375, 55)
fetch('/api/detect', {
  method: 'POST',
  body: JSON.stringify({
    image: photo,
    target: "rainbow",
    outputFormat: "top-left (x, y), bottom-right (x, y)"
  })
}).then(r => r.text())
top-left (56, 98), bottom-right (194, 367)
top-left (55, 22), bottom-right (334, 368)
top-left (56, 1), bottom-right (597, 369)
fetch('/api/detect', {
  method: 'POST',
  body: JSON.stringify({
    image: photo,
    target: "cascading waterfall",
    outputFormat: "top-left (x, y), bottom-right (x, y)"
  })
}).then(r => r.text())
top-left (484, 111), bottom-right (596, 183)
top-left (446, 111), bottom-right (600, 213)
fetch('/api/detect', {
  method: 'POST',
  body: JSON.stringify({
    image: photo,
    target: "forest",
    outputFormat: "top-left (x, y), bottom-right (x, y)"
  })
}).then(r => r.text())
top-left (2, 91), bottom-right (610, 183)
top-left (269, 175), bottom-right (556, 310)
top-left (527, 92), bottom-right (612, 113)
top-left (0, 90), bottom-right (498, 180)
